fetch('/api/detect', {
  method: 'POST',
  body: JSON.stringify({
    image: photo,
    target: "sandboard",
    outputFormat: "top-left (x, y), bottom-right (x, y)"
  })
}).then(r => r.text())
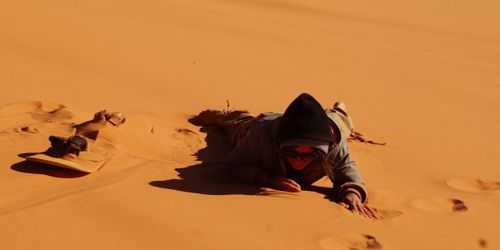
top-left (26, 148), bottom-right (112, 173)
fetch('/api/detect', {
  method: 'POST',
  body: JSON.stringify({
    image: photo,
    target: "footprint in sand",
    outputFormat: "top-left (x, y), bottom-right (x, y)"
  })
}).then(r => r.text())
top-left (364, 189), bottom-right (404, 219)
top-left (446, 178), bottom-right (500, 193)
top-left (0, 101), bottom-right (74, 134)
top-left (371, 207), bottom-right (404, 220)
top-left (411, 198), bottom-right (467, 213)
top-left (478, 238), bottom-right (488, 248)
top-left (319, 233), bottom-right (382, 250)
top-left (14, 126), bottom-right (39, 134)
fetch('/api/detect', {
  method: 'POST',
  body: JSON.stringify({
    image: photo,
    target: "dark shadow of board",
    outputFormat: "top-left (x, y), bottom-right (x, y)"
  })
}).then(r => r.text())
top-left (149, 125), bottom-right (268, 196)
top-left (11, 152), bottom-right (88, 178)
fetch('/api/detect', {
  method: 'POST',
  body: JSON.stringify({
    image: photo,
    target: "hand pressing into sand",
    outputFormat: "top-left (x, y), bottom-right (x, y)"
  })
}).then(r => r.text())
top-left (270, 176), bottom-right (302, 192)
top-left (341, 192), bottom-right (378, 219)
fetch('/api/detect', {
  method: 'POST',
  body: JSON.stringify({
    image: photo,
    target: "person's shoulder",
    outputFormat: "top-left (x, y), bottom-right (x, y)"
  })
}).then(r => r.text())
top-left (247, 112), bottom-right (281, 133)
top-left (258, 112), bottom-right (283, 121)
top-left (245, 113), bottom-right (281, 143)
top-left (326, 140), bottom-right (350, 157)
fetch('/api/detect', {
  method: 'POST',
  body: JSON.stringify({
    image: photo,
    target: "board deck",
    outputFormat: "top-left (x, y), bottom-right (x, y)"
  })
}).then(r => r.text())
top-left (27, 149), bottom-right (112, 173)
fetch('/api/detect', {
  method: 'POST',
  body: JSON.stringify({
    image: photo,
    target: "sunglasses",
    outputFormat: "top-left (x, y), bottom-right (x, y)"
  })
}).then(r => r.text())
top-left (281, 147), bottom-right (319, 161)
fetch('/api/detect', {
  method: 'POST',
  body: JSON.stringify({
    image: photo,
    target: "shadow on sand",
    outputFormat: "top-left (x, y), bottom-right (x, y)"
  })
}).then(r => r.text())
top-left (149, 126), bottom-right (282, 196)
top-left (11, 152), bottom-right (88, 178)
top-left (149, 125), bottom-right (334, 200)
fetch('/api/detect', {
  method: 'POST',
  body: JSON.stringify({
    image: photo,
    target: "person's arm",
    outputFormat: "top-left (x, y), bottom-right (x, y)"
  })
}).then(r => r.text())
top-left (328, 142), bottom-right (377, 219)
top-left (226, 126), bottom-right (301, 192)
top-left (329, 142), bottom-right (367, 202)
top-left (225, 127), bottom-right (269, 185)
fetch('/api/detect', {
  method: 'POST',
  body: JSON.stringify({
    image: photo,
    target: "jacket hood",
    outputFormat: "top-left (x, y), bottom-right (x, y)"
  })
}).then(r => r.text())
top-left (276, 93), bottom-right (335, 144)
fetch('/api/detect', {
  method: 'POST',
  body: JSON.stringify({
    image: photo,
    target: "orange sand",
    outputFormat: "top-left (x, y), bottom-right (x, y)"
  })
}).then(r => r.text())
top-left (1, 1), bottom-right (499, 249)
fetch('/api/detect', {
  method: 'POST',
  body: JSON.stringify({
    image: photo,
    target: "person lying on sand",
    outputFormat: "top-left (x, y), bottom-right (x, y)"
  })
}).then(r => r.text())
top-left (191, 93), bottom-right (376, 219)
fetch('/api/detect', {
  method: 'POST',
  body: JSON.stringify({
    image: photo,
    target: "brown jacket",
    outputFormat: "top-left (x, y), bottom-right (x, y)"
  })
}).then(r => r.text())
top-left (226, 110), bottom-right (367, 202)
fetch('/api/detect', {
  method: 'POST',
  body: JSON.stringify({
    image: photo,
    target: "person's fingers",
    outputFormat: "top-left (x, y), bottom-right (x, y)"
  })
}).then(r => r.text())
top-left (276, 181), bottom-right (301, 192)
top-left (348, 203), bottom-right (371, 218)
top-left (359, 205), bottom-right (374, 219)
top-left (362, 205), bottom-right (378, 220)
top-left (341, 198), bottom-right (379, 220)
top-left (276, 179), bottom-right (300, 192)
top-left (353, 203), bottom-right (364, 215)
top-left (284, 179), bottom-right (301, 191)
top-left (271, 177), bottom-right (286, 190)
top-left (342, 192), bottom-right (358, 205)
top-left (286, 183), bottom-right (301, 192)
top-left (339, 202), bottom-right (350, 209)
top-left (356, 203), bottom-right (378, 220)
top-left (272, 178), bottom-right (302, 192)
top-left (275, 182), bottom-right (288, 191)
top-left (286, 178), bottom-right (300, 186)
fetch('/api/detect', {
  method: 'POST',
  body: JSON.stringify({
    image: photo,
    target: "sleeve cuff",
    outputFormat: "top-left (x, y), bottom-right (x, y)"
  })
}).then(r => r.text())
top-left (339, 182), bottom-right (367, 203)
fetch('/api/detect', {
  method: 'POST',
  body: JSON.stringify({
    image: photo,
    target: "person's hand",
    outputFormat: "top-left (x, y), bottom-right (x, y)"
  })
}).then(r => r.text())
top-left (340, 192), bottom-right (378, 219)
top-left (271, 176), bottom-right (302, 192)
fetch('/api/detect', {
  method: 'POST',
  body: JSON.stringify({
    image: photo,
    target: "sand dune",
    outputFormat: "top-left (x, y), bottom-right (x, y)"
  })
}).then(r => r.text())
top-left (1, 0), bottom-right (500, 249)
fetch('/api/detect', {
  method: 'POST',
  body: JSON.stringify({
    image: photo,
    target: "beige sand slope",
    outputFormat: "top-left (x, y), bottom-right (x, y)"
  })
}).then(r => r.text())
top-left (1, 0), bottom-right (500, 249)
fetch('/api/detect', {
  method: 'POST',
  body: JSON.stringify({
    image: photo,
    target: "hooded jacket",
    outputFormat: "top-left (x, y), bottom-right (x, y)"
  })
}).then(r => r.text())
top-left (226, 93), bottom-right (367, 202)
top-left (277, 93), bottom-right (335, 144)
